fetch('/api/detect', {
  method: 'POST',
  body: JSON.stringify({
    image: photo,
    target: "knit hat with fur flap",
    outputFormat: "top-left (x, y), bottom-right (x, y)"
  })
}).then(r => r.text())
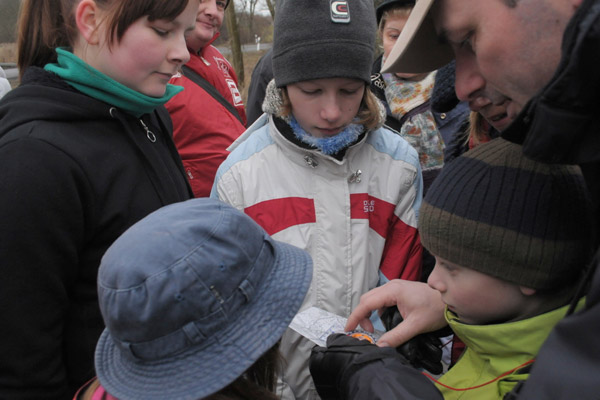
top-left (272, 0), bottom-right (377, 87)
top-left (419, 138), bottom-right (594, 290)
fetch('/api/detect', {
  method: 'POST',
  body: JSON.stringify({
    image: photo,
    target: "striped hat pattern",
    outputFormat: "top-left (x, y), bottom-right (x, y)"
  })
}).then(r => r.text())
top-left (419, 138), bottom-right (593, 290)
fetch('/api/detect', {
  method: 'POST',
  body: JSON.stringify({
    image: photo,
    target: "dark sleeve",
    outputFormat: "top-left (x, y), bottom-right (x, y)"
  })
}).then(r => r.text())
top-left (0, 137), bottom-right (86, 399)
top-left (509, 253), bottom-right (600, 400)
top-left (246, 48), bottom-right (273, 125)
top-left (341, 354), bottom-right (444, 400)
top-left (310, 334), bottom-right (443, 400)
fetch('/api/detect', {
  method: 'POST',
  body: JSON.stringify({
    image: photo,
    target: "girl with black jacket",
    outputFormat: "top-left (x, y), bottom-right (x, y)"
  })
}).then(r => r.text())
top-left (0, 0), bottom-right (197, 397)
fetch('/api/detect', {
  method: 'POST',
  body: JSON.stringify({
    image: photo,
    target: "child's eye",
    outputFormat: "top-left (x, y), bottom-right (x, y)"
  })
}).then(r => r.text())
top-left (340, 87), bottom-right (363, 96)
top-left (152, 27), bottom-right (169, 37)
top-left (301, 89), bottom-right (321, 95)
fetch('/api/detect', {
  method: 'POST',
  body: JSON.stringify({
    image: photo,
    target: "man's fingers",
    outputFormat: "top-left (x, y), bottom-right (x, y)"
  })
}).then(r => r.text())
top-left (376, 323), bottom-right (418, 348)
top-left (345, 316), bottom-right (374, 333)
top-left (345, 282), bottom-right (404, 331)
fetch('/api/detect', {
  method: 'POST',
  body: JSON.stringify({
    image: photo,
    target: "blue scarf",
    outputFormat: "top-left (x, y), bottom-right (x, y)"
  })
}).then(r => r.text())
top-left (289, 116), bottom-right (364, 155)
top-left (44, 48), bottom-right (182, 117)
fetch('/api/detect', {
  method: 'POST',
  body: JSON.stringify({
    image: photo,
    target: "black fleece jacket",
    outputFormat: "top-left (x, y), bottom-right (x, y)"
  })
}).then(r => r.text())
top-left (0, 67), bottom-right (192, 399)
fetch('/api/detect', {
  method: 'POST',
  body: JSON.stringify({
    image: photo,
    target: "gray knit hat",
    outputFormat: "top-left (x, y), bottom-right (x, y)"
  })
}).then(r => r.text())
top-left (272, 0), bottom-right (377, 87)
top-left (419, 138), bottom-right (594, 290)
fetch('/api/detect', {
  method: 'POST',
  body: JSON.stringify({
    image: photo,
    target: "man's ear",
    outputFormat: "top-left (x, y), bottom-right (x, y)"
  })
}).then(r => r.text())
top-left (75, 0), bottom-right (101, 45)
top-left (519, 286), bottom-right (536, 296)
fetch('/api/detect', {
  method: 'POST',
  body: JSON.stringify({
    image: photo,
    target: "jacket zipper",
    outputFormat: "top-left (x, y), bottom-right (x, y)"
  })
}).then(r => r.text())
top-left (140, 119), bottom-right (156, 143)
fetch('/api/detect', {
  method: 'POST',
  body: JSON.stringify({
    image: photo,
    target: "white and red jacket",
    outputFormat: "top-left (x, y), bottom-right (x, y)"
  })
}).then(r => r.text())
top-left (212, 111), bottom-right (423, 399)
top-left (167, 35), bottom-right (246, 198)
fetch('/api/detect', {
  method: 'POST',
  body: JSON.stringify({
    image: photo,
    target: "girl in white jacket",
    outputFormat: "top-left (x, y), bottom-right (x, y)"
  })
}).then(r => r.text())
top-left (212, 0), bottom-right (423, 398)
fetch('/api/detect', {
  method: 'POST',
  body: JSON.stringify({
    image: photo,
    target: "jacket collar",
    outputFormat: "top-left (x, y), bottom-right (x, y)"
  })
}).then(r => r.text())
top-left (446, 298), bottom-right (585, 360)
top-left (502, 0), bottom-right (600, 165)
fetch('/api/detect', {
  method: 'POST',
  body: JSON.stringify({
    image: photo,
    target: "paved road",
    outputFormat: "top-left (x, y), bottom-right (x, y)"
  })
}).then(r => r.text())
top-left (1, 63), bottom-right (18, 83)
top-left (217, 42), bottom-right (272, 56)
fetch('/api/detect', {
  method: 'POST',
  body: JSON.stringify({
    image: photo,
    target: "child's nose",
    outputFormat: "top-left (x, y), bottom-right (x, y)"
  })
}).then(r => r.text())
top-left (320, 100), bottom-right (342, 122)
top-left (170, 35), bottom-right (191, 66)
top-left (427, 266), bottom-right (445, 293)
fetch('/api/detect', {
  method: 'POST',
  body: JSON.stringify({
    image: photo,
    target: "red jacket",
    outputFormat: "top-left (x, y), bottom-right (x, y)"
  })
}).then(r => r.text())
top-left (167, 36), bottom-right (247, 197)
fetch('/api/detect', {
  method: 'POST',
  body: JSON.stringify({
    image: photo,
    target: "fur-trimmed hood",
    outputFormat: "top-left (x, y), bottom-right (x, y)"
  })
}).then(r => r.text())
top-left (260, 79), bottom-right (387, 131)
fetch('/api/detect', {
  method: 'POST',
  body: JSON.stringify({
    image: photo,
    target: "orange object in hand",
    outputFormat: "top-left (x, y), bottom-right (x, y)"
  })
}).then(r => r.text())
top-left (347, 331), bottom-right (376, 344)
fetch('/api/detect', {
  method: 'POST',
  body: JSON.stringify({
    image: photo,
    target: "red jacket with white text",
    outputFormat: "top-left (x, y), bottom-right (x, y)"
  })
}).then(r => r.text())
top-left (167, 35), bottom-right (246, 197)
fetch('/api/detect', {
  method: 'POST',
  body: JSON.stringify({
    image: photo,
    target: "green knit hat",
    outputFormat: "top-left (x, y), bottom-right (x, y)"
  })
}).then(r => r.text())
top-left (419, 138), bottom-right (594, 290)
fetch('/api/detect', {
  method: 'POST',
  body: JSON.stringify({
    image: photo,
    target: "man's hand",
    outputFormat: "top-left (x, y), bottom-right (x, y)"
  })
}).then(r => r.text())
top-left (345, 280), bottom-right (447, 348)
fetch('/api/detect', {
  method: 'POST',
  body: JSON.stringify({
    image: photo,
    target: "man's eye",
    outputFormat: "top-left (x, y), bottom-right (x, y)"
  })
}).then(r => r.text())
top-left (459, 32), bottom-right (475, 53)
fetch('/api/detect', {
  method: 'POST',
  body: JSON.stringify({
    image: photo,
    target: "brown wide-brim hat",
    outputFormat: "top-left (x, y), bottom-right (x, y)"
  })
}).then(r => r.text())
top-left (381, 0), bottom-right (454, 74)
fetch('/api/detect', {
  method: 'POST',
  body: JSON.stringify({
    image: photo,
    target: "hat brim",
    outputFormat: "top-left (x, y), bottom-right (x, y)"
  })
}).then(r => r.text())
top-left (94, 239), bottom-right (313, 400)
top-left (381, 0), bottom-right (454, 74)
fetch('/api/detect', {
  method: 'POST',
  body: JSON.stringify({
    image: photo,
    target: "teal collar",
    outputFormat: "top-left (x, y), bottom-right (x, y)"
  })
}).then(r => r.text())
top-left (44, 48), bottom-right (182, 117)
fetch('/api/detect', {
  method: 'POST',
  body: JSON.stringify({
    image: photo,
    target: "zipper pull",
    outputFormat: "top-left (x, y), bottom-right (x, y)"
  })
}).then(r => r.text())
top-left (140, 119), bottom-right (156, 143)
top-left (348, 169), bottom-right (362, 183)
top-left (304, 155), bottom-right (319, 168)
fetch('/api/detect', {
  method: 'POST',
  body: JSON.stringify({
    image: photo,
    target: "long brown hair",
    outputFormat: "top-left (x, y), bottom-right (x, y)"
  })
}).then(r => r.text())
top-left (16, 0), bottom-right (190, 77)
top-left (80, 344), bottom-right (282, 400)
top-left (204, 344), bottom-right (281, 400)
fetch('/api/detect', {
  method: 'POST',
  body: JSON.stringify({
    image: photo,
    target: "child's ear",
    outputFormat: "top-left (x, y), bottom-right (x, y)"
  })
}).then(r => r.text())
top-left (75, 0), bottom-right (101, 45)
top-left (519, 286), bottom-right (536, 296)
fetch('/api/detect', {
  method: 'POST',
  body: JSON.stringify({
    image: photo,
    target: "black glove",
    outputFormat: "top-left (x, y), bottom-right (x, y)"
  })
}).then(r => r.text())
top-left (309, 333), bottom-right (409, 400)
top-left (310, 333), bottom-right (444, 400)
top-left (380, 306), bottom-right (452, 375)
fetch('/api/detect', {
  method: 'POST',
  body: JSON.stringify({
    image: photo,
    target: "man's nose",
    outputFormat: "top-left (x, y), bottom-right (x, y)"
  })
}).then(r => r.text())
top-left (454, 54), bottom-right (486, 104)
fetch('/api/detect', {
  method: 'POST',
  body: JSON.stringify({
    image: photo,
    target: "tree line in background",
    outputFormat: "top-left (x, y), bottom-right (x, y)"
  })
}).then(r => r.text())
top-left (0, 0), bottom-right (380, 86)
top-left (218, 0), bottom-right (275, 87)
top-left (0, 0), bottom-right (275, 86)
top-left (0, 0), bottom-right (275, 44)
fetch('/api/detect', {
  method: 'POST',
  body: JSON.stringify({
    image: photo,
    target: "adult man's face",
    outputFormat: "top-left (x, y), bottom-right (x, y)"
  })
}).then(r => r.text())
top-left (185, 0), bottom-right (226, 53)
top-left (432, 0), bottom-right (578, 118)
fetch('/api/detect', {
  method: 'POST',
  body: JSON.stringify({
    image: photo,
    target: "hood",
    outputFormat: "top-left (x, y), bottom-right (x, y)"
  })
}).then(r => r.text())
top-left (502, 0), bottom-right (600, 164)
top-left (261, 79), bottom-right (387, 130)
top-left (0, 67), bottom-right (114, 137)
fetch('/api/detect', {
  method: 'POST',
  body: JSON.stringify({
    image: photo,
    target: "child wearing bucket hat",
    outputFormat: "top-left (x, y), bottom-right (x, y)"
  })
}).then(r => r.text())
top-left (309, 137), bottom-right (595, 399)
top-left (73, 198), bottom-right (313, 400)
top-left (211, 0), bottom-right (424, 398)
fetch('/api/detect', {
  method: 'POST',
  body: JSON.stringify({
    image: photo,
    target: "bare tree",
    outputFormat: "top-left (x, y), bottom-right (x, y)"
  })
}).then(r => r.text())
top-left (247, 0), bottom-right (260, 34)
top-left (225, 0), bottom-right (245, 87)
top-left (265, 0), bottom-right (275, 19)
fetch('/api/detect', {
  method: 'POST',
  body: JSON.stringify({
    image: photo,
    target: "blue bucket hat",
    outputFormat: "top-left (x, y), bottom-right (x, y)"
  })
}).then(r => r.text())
top-left (94, 198), bottom-right (313, 400)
